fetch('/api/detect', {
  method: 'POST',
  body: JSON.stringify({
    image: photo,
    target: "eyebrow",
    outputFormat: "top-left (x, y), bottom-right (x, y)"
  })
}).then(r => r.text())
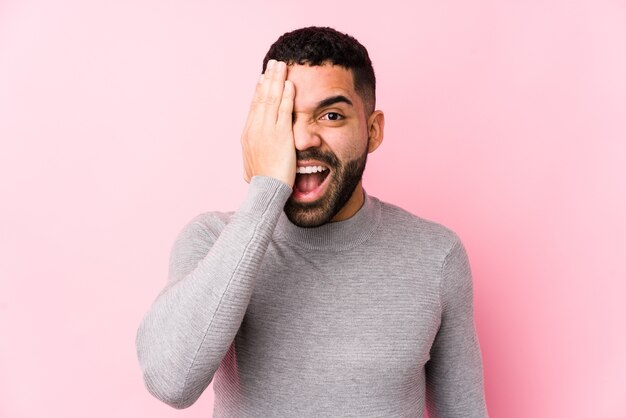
top-left (316, 95), bottom-right (353, 110)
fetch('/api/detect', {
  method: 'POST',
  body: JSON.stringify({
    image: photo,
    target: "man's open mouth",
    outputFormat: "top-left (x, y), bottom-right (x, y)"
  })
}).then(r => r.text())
top-left (293, 164), bottom-right (331, 198)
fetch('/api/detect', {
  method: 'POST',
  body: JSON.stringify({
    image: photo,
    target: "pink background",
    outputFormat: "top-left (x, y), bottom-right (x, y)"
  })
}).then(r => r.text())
top-left (1, 1), bottom-right (625, 417)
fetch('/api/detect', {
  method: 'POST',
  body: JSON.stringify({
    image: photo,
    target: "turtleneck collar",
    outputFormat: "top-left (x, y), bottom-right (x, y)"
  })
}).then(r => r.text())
top-left (275, 190), bottom-right (381, 252)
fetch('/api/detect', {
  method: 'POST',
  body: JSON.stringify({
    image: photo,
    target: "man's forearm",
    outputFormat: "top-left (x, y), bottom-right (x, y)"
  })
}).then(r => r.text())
top-left (135, 176), bottom-right (292, 409)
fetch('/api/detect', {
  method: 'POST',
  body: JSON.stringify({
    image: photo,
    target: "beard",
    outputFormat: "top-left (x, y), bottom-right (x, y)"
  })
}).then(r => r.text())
top-left (284, 145), bottom-right (368, 228)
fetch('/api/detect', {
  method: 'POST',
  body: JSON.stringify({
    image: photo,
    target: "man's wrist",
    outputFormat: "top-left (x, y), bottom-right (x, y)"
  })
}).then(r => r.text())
top-left (239, 176), bottom-right (292, 215)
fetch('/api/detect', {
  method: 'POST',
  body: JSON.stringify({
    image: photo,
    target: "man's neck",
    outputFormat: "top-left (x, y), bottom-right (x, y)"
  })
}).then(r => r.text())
top-left (276, 186), bottom-right (380, 251)
top-left (330, 182), bottom-right (365, 223)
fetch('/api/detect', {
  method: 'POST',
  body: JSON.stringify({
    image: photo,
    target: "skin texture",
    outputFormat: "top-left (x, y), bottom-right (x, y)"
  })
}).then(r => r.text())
top-left (241, 60), bottom-right (385, 226)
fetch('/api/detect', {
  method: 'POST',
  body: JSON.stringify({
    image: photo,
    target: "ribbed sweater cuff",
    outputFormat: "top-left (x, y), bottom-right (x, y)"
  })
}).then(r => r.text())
top-left (238, 176), bottom-right (292, 218)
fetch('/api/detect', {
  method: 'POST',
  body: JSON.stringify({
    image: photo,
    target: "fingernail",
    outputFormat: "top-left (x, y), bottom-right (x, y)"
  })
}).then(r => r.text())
top-left (267, 60), bottom-right (275, 70)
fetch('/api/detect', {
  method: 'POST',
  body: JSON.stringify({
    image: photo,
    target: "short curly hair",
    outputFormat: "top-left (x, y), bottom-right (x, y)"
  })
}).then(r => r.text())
top-left (263, 26), bottom-right (376, 115)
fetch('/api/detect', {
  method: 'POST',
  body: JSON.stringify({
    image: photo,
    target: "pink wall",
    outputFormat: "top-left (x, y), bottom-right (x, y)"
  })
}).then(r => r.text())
top-left (1, 1), bottom-right (625, 417)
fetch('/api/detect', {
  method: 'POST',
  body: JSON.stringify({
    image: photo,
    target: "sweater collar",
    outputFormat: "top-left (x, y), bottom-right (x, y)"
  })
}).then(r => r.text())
top-left (275, 190), bottom-right (381, 252)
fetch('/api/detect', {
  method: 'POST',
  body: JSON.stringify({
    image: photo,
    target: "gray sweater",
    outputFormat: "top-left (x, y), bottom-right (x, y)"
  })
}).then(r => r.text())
top-left (136, 176), bottom-right (488, 417)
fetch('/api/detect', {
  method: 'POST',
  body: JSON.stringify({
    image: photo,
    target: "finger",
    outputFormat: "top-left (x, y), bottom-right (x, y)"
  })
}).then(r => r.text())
top-left (276, 80), bottom-right (294, 131)
top-left (261, 61), bottom-right (287, 124)
top-left (243, 73), bottom-right (266, 133)
top-left (258, 59), bottom-right (275, 102)
top-left (246, 60), bottom-right (277, 131)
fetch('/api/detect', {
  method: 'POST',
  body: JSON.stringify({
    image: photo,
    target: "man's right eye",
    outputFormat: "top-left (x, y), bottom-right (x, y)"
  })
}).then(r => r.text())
top-left (320, 112), bottom-right (344, 121)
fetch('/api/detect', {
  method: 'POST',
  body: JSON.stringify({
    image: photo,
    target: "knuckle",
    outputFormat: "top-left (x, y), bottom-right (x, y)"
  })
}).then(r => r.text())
top-left (263, 95), bottom-right (279, 105)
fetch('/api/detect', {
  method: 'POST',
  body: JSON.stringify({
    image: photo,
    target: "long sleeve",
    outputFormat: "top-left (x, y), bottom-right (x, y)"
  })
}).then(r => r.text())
top-left (425, 238), bottom-right (488, 417)
top-left (135, 176), bottom-right (292, 409)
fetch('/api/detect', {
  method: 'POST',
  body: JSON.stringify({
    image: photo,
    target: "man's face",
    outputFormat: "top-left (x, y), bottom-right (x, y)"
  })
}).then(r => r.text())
top-left (283, 63), bottom-right (372, 228)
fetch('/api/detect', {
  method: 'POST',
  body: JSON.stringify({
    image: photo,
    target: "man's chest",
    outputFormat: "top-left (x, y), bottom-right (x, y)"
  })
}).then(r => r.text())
top-left (234, 243), bottom-right (443, 385)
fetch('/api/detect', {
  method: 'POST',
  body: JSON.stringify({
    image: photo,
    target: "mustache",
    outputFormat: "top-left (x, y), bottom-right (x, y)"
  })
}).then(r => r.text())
top-left (295, 148), bottom-right (339, 168)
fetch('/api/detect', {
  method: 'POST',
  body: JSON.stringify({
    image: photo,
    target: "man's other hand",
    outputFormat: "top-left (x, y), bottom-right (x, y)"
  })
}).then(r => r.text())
top-left (241, 60), bottom-right (296, 187)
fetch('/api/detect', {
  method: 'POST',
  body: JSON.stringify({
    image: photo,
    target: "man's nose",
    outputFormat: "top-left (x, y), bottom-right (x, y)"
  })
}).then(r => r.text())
top-left (292, 119), bottom-right (322, 151)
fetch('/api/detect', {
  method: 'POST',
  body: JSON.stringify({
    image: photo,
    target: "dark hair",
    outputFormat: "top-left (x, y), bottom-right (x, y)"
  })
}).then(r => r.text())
top-left (263, 26), bottom-right (376, 114)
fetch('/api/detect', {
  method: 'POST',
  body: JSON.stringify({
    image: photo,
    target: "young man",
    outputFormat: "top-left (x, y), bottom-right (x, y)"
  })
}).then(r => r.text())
top-left (136, 27), bottom-right (488, 417)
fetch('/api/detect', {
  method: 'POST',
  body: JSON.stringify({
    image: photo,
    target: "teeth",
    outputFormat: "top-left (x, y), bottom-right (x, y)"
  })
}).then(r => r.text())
top-left (296, 165), bottom-right (327, 174)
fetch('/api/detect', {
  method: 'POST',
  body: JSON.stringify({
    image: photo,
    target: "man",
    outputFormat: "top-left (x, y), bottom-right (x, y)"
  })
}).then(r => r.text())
top-left (136, 26), bottom-right (488, 417)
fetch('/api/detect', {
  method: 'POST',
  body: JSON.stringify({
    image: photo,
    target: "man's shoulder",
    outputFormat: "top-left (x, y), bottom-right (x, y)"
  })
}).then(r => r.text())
top-left (191, 210), bottom-right (235, 227)
top-left (373, 196), bottom-right (461, 251)
top-left (175, 210), bottom-right (236, 242)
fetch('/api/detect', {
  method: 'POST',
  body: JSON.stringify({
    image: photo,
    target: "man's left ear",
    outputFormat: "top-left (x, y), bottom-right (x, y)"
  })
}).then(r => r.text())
top-left (367, 110), bottom-right (385, 153)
